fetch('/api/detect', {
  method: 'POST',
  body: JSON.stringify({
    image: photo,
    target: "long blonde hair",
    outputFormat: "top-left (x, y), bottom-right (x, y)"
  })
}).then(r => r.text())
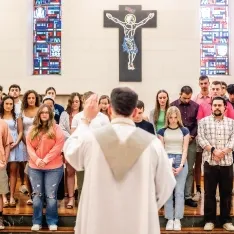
top-left (164, 106), bottom-right (184, 128)
top-left (30, 104), bottom-right (55, 140)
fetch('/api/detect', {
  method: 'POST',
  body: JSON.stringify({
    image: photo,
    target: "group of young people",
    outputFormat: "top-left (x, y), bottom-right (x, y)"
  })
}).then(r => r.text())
top-left (0, 76), bottom-right (234, 232)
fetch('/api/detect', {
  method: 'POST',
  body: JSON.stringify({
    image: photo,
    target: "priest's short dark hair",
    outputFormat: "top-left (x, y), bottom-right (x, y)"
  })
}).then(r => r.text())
top-left (110, 87), bottom-right (138, 117)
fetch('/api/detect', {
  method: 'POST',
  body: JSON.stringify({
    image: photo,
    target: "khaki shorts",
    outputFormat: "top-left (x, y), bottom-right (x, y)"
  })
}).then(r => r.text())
top-left (0, 167), bottom-right (9, 195)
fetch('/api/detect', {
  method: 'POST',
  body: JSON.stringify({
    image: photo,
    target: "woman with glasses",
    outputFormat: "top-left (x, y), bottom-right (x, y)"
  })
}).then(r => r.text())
top-left (26, 104), bottom-right (64, 231)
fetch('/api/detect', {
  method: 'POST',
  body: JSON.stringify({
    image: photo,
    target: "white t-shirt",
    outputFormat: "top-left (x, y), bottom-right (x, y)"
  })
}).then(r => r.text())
top-left (14, 100), bottom-right (22, 118)
top-left (71, 111), bottom-right (110, 130)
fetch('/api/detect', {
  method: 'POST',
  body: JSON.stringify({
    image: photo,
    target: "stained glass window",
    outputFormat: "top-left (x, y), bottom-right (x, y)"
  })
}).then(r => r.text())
top-left (33, 0), bottom-right (61, 75)
top-left (200, 0), bottom-right (229, 76)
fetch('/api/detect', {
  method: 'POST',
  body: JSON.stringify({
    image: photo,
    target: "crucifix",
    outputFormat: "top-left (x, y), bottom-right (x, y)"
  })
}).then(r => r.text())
top-left (104, 5), bottom-right (157, 82)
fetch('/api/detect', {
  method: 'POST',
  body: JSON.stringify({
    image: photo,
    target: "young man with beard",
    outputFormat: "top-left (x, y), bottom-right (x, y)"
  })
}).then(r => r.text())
top-left (198, 97), bottom-right (234, 231)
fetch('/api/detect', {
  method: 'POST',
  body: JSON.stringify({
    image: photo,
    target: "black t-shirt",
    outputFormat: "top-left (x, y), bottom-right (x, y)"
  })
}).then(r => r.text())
top-left (135, 120), bottom-right (155, 135)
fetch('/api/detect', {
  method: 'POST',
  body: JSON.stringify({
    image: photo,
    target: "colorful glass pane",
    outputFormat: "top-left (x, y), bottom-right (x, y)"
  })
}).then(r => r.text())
top-left (33, 0), bottom-right (61, 75)
top-left (200, 0), bottom-right (229, 75)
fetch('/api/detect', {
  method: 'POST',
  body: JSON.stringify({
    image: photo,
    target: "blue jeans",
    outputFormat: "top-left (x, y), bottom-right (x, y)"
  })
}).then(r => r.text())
top-left (28, 166), bottom-right (63, 226)
top-left (167, 154), bottom-right (182, 169)
top-left (164, 154), bottom-right (188, 220)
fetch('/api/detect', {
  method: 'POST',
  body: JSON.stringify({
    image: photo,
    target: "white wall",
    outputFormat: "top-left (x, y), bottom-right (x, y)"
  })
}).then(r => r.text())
top-left (0, 0), bottom-right (233, 113)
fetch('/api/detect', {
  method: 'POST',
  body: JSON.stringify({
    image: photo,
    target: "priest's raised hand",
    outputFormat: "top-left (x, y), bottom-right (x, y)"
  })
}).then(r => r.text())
top-left (83, 94), bottom-right (99, 123)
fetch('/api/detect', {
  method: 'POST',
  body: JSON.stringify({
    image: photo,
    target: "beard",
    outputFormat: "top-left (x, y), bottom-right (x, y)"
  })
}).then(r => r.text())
top-left (213, 110), bottom-right (222, 116)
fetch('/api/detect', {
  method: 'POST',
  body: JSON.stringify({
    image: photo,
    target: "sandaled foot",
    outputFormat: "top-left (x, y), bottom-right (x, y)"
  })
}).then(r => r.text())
top-left (3, 200), bottom-right (9, 208)
top-left (9, 198), bottom-right (16, 207)
top-left (66, 196), bottom-right (74, 209)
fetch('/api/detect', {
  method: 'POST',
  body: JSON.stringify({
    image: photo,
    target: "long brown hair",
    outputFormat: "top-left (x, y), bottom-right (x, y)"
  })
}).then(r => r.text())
top-left (0, 96), bottom-right (16, 126)
top-left (21, 90), bottom-right (40, 111)
top-left (99, 95), bottom-right (110, 111)
top-left (153, 90), bottom-right (170, 124)
top-left (66, 92), bottom-right (83, 115)
top-left (30, 104), bottom-right (55, 140)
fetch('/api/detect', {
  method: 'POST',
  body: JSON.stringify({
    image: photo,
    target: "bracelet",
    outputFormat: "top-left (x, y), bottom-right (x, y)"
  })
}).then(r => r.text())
top-left (179, 163), bottom-right (185, 168)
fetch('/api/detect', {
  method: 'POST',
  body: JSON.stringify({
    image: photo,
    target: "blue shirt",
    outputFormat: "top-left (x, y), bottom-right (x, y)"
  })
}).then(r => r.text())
top-left (54, 103), bottom-right (64, 124)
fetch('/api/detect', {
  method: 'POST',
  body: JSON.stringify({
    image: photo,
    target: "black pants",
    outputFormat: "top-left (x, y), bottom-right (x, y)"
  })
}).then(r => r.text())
top-left (204, 162), bottom-right (233, 224)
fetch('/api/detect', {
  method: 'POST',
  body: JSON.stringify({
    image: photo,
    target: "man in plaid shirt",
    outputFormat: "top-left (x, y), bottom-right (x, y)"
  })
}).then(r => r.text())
top-left (198, 96), bottom-right (234, 231)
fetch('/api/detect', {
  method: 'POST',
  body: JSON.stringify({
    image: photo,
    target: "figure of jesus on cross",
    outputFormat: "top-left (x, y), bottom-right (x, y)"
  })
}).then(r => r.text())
top-left (106, 13), bottom-right (155, 70)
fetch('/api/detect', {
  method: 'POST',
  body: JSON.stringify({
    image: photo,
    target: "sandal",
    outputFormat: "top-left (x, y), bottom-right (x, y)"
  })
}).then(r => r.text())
top-left (9, 198), bottom-right (17, 207)
top-left (3, 200), bottom-right (9, 208)
top-left (66, 196), bottom-right (74, 209)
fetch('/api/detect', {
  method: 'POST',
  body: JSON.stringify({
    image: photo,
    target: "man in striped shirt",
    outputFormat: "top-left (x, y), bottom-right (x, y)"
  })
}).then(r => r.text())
top-left (198, 97), bottom-right (234, 231)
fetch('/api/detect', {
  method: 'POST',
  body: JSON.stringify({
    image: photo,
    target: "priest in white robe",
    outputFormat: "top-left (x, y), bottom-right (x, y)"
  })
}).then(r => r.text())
top-left (64, 87), bottom-right (176, 234)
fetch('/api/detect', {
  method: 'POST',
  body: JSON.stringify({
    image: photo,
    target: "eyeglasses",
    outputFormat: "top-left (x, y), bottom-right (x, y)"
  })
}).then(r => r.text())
top-left (40, 111), bottom-right (49, 114)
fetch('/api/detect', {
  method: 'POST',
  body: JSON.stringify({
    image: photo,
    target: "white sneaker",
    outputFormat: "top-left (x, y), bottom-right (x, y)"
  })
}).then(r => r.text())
top-left (166, 220), bottom-right (174, 231)
top-left (0, 217), bottom-right (5, 230)
top-left (31, 224), bottom-right (41, 231)
top-left (192, 191), bottom-right (201, 202)
top-left (49, 225), bottom-right (58, 231)
top-left (223, 223), bottom-right (234, 231)
top-left (26, 199), bottom-right (33, 205)
top-left (174, 219), bottom-right (181, 231)
top-left (204, 222), bottom-right (214, 231)
top-left (19, 185), bottom-right (28, 194)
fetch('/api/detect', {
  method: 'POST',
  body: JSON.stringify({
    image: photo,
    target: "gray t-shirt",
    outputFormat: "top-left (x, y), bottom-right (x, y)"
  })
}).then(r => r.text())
top-left (157, 127), bottom-right (189, 154)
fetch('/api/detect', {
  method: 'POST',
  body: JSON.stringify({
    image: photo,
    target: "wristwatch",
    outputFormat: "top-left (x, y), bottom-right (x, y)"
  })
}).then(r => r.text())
top-left (211, 146), bottom-right (215, 154)
top-left (81, 117), bottom-right (91, 124)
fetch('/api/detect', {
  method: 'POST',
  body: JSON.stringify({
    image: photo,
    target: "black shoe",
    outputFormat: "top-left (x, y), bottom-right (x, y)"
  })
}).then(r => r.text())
top-left (74, 189), bottom-right (78, 200)
top-left (185, 198), bottom-right (197, 207)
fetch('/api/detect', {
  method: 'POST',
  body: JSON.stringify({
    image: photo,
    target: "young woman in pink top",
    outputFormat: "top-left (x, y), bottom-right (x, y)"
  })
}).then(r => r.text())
top-left (26, 104), bottom-right (64, 231)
